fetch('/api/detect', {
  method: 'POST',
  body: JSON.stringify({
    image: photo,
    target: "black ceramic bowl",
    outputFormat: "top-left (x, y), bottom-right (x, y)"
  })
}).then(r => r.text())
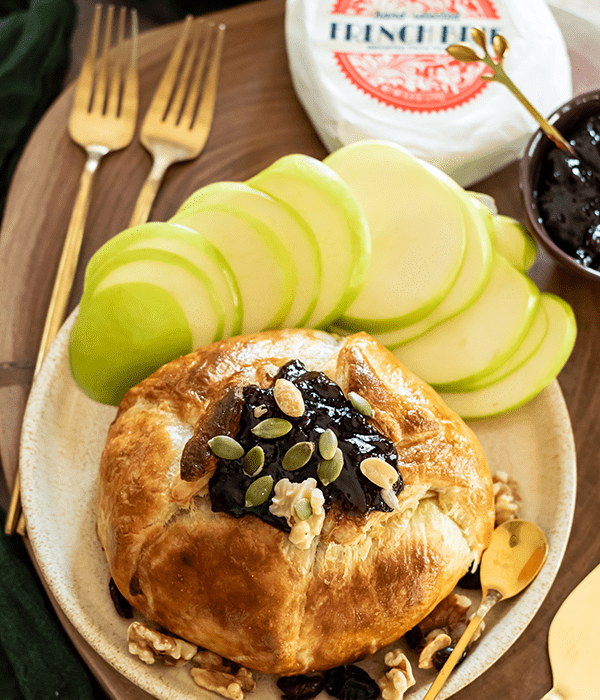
top-left (520, 88), bottom-right (600, 282)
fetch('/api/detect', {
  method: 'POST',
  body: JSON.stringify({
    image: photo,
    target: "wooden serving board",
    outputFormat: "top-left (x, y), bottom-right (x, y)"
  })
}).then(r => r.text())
top-left (1, 1), bottom-right (598, 699)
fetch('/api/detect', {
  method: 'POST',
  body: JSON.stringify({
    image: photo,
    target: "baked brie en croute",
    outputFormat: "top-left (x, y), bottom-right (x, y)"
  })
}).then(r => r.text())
top-left (97, 329), bottom-right (495, 676)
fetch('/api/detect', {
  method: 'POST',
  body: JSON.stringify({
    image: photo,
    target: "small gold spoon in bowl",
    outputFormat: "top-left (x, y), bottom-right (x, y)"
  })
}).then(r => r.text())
top-left (447, 28), bottom-right (577, 156)
top-left (423, 519), bottom-right (549, 700)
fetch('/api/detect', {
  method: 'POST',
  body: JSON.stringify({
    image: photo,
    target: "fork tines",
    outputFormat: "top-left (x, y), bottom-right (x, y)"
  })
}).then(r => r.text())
top-left (148, 16), bottom-right (225, 129)
top-left (75, 4), bottom-right (138, 120)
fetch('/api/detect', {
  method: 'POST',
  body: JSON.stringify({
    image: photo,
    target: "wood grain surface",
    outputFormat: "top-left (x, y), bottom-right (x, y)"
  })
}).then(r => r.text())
top-left (0, 1), bottom-right (599, 699)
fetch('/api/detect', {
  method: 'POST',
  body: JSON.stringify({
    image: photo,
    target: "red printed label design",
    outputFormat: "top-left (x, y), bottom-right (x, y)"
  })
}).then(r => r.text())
top-left (325, 0), bottom-right (501, 112)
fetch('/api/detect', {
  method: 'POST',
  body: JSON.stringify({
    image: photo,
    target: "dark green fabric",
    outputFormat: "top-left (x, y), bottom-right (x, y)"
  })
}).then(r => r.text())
top-left (0, 508), bottom-right (97, 700)
top-left (0, 0), bottom-right (76, 221)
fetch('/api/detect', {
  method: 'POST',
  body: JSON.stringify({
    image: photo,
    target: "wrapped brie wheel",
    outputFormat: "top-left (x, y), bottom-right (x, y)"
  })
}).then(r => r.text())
top-left (97, 329), bottom-right (494, 675)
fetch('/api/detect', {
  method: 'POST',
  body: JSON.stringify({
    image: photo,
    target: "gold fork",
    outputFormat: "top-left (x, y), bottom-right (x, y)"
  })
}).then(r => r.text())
top-left (128, 16), bottom-right (225, 227)
top-left (5, 3), bottom-right (139, 536)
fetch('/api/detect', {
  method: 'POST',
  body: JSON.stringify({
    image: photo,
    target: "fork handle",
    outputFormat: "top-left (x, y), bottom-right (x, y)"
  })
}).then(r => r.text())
top-left (128, 154), bottom-right (174, 227)
top-left (4, 146), bottom-right (104, 537)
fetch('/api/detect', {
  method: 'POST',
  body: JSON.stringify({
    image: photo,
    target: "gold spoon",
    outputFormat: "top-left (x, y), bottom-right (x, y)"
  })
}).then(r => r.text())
top-left (447, 29), bottom-right (577, 157)
top-left (423, 519), bottom-right (549, 700)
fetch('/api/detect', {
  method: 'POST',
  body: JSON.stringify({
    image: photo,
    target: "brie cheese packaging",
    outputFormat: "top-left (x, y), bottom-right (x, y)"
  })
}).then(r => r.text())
top-left (285, 0), bottom-right (572, 186)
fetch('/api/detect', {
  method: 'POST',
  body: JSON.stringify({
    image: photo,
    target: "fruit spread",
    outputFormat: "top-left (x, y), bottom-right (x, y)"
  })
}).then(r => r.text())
top-left (535, 114), bottom-right (600, 272)
top-left (203, 360), bottom-right (403, 530)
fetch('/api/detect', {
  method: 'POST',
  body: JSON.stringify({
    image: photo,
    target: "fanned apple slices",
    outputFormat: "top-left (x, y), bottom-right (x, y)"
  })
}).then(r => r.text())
top-left (324, 140), bottom-right (467, 332)
top-left (82, 222), bottom-right (243, 339)
top-left (169, 205), bottom-right (297, 333)
top-left (173, 181), bottom-right (322, 328)
top-left (68, 139), bottom-right (575, 419)
top-left (247, 154), bottom-right (371, 329)
top-left (372, 167), bottom-right (493, 349)
top-left (439, 294), bottom-right (576, 419)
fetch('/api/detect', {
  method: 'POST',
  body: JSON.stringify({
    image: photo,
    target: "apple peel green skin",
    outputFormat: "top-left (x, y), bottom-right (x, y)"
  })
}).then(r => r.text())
top-left (393, 254), bottom-right (540, 390)
top-left (69, 283), bottom-right (194, 405)
top-left (438, 294), bottom-right (576, 420)
top-left (247, 153), bottom-right (370, 329)
top-left (170, 203), bottom-right (297, 333)
top-left (175, 181), bottom-right (323, 328)
top-left (491, 214), bottom-right (537, 272)
top-left (324, 141), bottom-right (467, 333)
top-left (457, 299), bottom-right (550, 392)
top-left (81, 222), bottom-right (243, 337)
top-left (83, 247), bottom-right (226, 347)
top-left (373, 163), bottom-right (494, 349)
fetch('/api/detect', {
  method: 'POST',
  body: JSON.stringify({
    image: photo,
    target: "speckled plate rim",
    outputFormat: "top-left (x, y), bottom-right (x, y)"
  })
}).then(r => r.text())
top-left (19, 310), bottom-right (576, 700)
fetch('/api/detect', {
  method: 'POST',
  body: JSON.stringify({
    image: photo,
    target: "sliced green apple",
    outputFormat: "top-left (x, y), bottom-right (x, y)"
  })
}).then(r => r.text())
top-left (457, 298), bottom-right (549, 391)
top-left (323, 141), bottom-right (467, 332)
top-left (169, 205), bottom-right (297, 333)
top-left (70, 283), bottom-right (195, 405)
top-left (393, 253), bottom-right (540, 389)
top-left (491, 215), bottom-right (537, 271)
top-left (438, 294), bottom-right (576, 420)
top-left (82, 221), bottom-right (243, 338)
top-left (246, 153), bottom-right (370, 329)
top-left (373, 163), bottom-right (493, 348)
top-left (86, 247), bottom-right (225, 348)
top-left (175, 181), bottom-right (322, 328)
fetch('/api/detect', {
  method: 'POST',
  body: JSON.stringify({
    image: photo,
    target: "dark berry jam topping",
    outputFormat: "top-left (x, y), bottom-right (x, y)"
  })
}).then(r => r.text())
top-left (536, 114), bottom-right (600, 270)
top-left (207, 360), bottom-right (402, 530)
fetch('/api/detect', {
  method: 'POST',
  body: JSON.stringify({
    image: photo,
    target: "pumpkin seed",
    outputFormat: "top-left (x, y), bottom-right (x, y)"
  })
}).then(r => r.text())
top-left (360, 457), bottom-right (398, 489)
top-left (243, 445), bottom-right (265, 476)
top-left (318, 429), bottom-right (338, 460)
top-left (208, 435), bottom-right (245, 460)
top-left (317, 448), bottom-right (344, 486)
top-left (348, 391), bottom-right (373, 417)
top-left (245, 475), bottom-right (274, 508)
top-left (251, 417), bottom-right (293, 439)
top-left (282, 441), bottom-right (314, 471)
top-left (294, 498), bottom-right (313, 521)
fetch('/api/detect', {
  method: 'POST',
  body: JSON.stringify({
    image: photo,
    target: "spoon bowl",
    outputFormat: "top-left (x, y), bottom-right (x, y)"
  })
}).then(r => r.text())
top-left (423, 519), bottom-right (549, 700)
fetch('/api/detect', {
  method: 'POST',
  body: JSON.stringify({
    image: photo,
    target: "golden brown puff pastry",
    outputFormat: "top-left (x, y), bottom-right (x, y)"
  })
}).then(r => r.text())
top-left (97, 329), bottom-right (494, 676)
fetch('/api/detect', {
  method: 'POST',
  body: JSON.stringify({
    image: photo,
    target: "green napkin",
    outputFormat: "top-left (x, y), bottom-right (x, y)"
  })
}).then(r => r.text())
top-left (0, 0), bottom-right (76, 221)
top-left (0, 508), bottom-right (97, 700)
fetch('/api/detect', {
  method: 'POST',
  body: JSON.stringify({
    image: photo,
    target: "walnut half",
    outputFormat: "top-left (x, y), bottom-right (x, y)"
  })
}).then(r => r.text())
top-left (127, 621), bottom-right (197, 666)
top-left (378, 650), bottom-right (416, 700)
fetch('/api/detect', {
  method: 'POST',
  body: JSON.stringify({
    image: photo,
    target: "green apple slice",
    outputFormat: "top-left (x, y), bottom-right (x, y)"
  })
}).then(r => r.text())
top-left (323, 141), bottom-right (466, 332)
top-left (82, 221), bottom-right (243, 338)
top-left (170, 205), bottom-right (297, 333)
top-left (393, 253), bottom-right (540, 389)
top-left (438, 294), bottom-right (576, 420)
top-left (491, 215), bottom-right (537, 271)
top-left (373, 164), bottom-right (493, 348)
top-left (246, 153), bottom-right (370, 329)
top-left (87, 248), bottom-right (225, 347)
top-left (70, 283), bottom-right (194, 405)
top-left (457, 298), bottom-right (549, 391)
top-left (176, 181), bottom-right (322, 327)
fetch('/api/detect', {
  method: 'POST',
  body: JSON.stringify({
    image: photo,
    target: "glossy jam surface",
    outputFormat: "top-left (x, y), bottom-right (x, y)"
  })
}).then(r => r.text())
top-left (536, 114), bottom-right (600, 270)
top-left (208, 360), bottom-right (402, 530)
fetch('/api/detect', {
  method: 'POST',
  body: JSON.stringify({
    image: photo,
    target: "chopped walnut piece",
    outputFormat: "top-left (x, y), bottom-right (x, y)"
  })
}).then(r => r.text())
top-left (418, 593), bottom-right (472, 636)
top-left (493, 471), bottom-right (521, 525)
top-left (378, 650), bottom-right (416, 700)
top-left (191, 666), bottom-right (255, 700)
top-left (418, 631), bottom-right (452, 669)
top-left (127, 621), bottom-right (197, 666)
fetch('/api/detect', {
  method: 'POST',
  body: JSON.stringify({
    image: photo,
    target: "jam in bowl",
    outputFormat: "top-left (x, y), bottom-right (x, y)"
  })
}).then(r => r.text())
top-left (520, 89), bottom-right (600, 282)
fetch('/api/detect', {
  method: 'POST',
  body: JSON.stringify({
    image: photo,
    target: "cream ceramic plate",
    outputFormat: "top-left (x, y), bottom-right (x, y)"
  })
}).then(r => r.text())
top-left (20, 311), bottom-right (576, 700)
